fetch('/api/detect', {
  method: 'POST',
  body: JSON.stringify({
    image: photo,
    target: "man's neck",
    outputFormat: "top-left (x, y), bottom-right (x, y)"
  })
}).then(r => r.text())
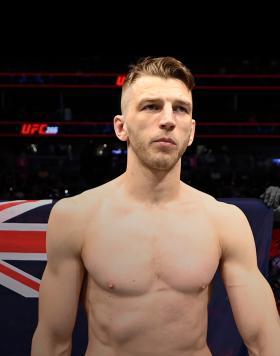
top-left (121, 161), bottom-right (182, 205)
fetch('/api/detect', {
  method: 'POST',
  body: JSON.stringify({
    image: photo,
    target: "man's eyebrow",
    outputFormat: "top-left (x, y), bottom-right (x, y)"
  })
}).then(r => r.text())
top-left (138, 98), bottom-right (191, 106)
top-left (136, 98), bottom-right (160, 109)
top-left (137, 98), bottom-right (192, 112)
top-left (138, 98), bottom-right (160, 105)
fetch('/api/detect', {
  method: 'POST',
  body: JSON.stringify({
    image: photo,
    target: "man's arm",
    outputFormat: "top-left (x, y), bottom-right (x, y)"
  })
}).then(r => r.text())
top-left (31, 198), bottom-right (85, 356)
top-left (218, 203), bottom-right (280, 356)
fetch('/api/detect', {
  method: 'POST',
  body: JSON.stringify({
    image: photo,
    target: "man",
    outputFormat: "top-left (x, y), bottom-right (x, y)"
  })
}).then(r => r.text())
top-left (261, 185), bottom-right (280, 309)
top-left (261, 185), bottom-right (280, 222)
top-left (31, 57), bottom-right (280, 355)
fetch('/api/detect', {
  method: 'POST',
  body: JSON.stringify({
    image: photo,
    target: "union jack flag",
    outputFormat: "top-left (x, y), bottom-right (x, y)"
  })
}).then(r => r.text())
top-left (0, 200), bottom-right (55, 298)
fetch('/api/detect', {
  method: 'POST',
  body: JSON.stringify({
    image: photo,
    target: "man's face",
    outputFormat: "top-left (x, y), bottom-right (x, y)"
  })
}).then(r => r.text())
top-left (120, 75), bottom-right (195, 171)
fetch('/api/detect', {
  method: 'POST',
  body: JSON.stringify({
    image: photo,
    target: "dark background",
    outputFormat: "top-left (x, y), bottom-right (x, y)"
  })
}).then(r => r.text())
top-left (0, 54), bottom-right (279, 355)
top-left (0, 54), bottom-right (279, 201)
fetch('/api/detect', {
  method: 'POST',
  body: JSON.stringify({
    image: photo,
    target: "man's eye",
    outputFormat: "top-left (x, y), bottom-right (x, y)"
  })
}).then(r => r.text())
top-left (144, 104), bottom-right (158, 111)
top-left (174, 106), bottom-right (188, 113)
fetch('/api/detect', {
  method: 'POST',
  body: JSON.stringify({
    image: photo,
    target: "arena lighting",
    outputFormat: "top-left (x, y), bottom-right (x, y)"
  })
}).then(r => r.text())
top-left (112, 149), bottom-right (127, 155)
top-left (21, 123), bottom-right (59, 136)
top-left (116, 75), bottom-right (126, 86)
top-left (272, 158), bottom-right (280, 166)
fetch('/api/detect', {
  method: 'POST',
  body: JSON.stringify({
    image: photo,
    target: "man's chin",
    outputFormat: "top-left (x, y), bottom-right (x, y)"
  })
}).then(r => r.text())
top-left (146, 157), bottom-right (179, 171)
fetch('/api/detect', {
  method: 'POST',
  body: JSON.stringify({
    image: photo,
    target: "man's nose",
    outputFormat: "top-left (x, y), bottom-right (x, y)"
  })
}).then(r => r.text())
top-left (159, 108), bottom-right (176, 130)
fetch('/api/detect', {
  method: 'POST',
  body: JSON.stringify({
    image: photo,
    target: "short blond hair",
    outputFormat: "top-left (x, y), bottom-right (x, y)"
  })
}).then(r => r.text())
top-left (122, 56), bottom-right (195, 92)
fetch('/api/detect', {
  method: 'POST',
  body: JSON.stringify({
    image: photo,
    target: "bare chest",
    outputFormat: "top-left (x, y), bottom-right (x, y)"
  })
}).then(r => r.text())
top-left (82, 208), bottom-right (220, 296)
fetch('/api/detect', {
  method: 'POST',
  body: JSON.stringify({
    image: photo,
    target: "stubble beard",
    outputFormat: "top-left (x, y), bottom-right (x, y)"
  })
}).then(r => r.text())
top-left (129, 135), bottom-right (190, 172)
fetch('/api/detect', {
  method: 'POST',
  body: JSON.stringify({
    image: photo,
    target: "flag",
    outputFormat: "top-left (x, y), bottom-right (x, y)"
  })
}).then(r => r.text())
top-left (0, 200), bottom-right (54, 297)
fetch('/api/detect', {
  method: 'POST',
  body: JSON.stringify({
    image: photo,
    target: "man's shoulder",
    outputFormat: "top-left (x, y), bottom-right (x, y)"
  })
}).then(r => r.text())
top-left (200, 194), bottom-right (250, 246)
top-left (204, 194), bottom-right (245, 224)
top-left (184, 184), bottom-right (245, 221)
top-left (46, 181), bottom-right (119, 248)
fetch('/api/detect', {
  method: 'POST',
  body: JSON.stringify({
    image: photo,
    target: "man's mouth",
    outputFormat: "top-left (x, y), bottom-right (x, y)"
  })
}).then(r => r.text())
top-left (154, 137), bottom-right (176, 145)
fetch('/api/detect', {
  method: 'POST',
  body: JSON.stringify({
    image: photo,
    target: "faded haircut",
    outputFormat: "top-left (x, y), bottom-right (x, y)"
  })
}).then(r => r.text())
top-left (122, 56), bottom-right (195, 92)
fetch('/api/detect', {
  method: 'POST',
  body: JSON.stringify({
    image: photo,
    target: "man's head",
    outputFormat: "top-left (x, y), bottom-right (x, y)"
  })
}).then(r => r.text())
top-left (114, 56), bottom-right (196, 172)
top-left (121, 56), bottom-right (195, 114)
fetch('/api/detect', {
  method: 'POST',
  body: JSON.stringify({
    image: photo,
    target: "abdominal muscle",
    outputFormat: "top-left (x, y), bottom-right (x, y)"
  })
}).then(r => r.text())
top-left (83, 278), bottom-right (212, 356)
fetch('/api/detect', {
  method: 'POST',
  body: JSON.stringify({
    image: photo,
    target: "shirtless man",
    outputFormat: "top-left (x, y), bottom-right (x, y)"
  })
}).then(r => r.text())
top-left (31, 56), bottom-right (280, 355)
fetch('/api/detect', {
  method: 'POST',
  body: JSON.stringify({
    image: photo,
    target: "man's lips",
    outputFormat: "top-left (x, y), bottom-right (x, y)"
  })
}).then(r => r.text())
top-left (154, 137), bottom-right (176, 145)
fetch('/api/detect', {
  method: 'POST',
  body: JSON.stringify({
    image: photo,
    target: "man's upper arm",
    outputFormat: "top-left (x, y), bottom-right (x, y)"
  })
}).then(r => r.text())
top-left (37, 197), bottom-right (85, 341)
top-left (218, 203), bottom-right (280, 351)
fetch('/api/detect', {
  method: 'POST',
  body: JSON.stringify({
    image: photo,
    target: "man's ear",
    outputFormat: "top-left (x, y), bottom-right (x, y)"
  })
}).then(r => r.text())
top-left (187, 119), bottom-right (196, 146)
top-left (114, 115), bottom-right (128, 142)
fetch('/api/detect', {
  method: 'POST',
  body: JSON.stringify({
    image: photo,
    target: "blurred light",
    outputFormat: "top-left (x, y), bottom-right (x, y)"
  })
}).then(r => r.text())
top-left (31, 144), bottom-right (37, 153)
top-left (116, 75), bottom-right (126, 86)
top-left (112, 149), bottom-right (122, 155)
top-left (272, 158), bottom-right (280, 166)
top-left (111, 149), bottom-right (127, 155)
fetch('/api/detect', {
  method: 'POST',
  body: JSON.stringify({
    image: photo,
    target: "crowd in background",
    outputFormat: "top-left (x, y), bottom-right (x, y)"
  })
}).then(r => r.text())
top-left (0, 141), bottom-right (278, 201)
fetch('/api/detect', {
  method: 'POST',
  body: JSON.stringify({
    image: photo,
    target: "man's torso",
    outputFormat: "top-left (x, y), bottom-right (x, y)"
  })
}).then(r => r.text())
top-left (75, 178), bottom-right (222, 355)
